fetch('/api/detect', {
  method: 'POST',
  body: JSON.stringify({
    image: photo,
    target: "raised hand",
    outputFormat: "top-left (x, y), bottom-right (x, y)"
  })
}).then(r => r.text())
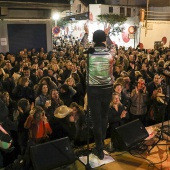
top-left (84, 23), bottom-right (89, 34)
top-left (135, 86), bottom-right (139, 94)
top-left (104, 24), bottom-right (111, 35)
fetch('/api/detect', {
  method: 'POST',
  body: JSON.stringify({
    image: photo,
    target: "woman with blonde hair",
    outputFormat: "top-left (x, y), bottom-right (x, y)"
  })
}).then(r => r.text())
top-left (12, 76), bottom-right (34, 102)
top-left (108, 92), bottom-right (129, 129)
top-left (64, 77), bottom-right (76, 87)
top-left (65, 76), bottom-right (84, 104)
top-left (108, 92), bottom-right (129, 150)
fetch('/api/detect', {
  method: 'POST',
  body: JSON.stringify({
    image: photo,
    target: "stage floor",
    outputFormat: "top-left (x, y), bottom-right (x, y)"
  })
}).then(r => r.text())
top-left (74, 122), bottom-right (170, 170)
top-left (75, 138), bottom-right (170, 170)
top-left (2, 122), bottom-right (169, 170)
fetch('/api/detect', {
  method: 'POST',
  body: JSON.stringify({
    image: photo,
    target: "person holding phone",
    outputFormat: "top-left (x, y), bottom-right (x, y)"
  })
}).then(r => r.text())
top-left (129, 78), bottom-right (149, 125)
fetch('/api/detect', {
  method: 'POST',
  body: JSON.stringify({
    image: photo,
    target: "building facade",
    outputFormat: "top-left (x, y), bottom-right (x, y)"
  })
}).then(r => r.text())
top-left (68, 0), bottom-right (170, 49)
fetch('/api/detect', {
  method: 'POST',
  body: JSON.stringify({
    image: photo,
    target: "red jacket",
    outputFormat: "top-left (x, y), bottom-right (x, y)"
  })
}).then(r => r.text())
top-left (24, 115), bottom-right (52, 141)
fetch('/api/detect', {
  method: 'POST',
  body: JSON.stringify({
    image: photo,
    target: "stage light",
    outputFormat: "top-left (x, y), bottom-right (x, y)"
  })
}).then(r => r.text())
top-left (52, 13), bottom-right (60, 26)
top-left (52, 13), bottom-right (60, 21)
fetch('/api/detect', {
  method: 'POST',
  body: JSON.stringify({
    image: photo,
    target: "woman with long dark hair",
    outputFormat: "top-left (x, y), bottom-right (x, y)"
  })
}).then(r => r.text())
top-left (46, 89), bottom-right (64, 120)
top-left (68, 102), bottom-right (87, 145)
top-left (35, 83), bottom-right (51, 111)
top-left (34, 76), bottom-right (58, 98)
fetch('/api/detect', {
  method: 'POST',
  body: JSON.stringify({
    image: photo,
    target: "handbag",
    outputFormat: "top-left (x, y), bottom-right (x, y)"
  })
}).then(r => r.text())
top-left (0, 125), bottom-right (12, 150)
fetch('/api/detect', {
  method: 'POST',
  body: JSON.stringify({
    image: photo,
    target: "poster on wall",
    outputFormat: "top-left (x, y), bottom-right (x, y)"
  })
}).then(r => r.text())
top-left (1, 38), bottom-right (7, 46)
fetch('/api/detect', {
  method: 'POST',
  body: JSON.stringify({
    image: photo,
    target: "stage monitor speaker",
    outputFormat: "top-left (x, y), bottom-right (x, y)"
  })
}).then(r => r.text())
top-left (30, 137), bottom-right (75, 170)
top-left (112, 119), bottom-right (149, 151)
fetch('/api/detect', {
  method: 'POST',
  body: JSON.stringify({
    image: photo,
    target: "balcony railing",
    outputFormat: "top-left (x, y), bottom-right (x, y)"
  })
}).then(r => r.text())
top-left (146, 10), bottom-right (170, 21)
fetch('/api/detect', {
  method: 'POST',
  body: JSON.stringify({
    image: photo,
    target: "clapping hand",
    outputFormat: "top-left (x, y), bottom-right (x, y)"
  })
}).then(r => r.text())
top-left (143, 85), bottom-right (146, 93)
top-left (41, 115), bottom-right (48, 124)
top-left (129, 62), bottom-right (135, 69)
top-left (104, 24), bottom-right (111, 36)
top-left (135, 86), bottom-right (139, 94)
top-left (121, 110), bottom-right (127, 118)
top-left (84, 23), bottom-right (89, 34)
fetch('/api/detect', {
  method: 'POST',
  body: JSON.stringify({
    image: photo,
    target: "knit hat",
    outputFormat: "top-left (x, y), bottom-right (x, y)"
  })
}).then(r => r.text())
top-left (93, 30), bottom-right (106, 43)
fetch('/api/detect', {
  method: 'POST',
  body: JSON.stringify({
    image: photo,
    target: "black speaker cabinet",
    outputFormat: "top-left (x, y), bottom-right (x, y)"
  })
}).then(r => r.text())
top-left (112, 119), bottom-right (149, 151)
top-left (30, 137), bottom-right (75, 170)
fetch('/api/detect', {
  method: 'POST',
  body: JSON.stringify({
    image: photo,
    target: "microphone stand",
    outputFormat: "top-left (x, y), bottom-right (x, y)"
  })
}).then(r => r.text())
top-left (85, 104), bottom-right (91, 170)
top-left (148, 74), bottom-right (170, 153)
top-left (85, 51), bottom-right (92, 170)
top-left (148, 103), bottom-right (166, 153)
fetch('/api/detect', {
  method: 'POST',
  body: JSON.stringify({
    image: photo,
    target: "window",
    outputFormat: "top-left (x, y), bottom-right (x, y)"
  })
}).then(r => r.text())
top-left (120, 7), bottom-right (125, 16)
top-left (77, 4), bottom-right (81, 13)
top-left (127, 8), bottom-right (131, 17)
top-left (109, 6), bottom-right (113, 13)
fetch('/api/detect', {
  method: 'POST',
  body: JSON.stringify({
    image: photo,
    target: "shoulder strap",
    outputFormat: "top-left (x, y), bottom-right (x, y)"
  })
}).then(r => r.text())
top-left (0, 125), bottom-right (8, 135)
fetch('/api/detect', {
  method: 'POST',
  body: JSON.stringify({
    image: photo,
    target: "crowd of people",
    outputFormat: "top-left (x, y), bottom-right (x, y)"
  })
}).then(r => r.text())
top-left (0, 27), bottom-right (170, 168)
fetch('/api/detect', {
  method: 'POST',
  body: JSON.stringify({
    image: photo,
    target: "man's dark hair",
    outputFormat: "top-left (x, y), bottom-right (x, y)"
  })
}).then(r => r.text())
top-left (23, 66), bottom-right (29, 71)
top-left (17, 98), bottom-right (30, 113)
top-left (93, 30), bottom-right (106, 43)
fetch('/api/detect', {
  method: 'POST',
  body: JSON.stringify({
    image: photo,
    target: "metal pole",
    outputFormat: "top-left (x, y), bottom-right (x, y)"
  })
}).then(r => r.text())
top-left (145, 0), bottom-right (149, 36)
top-left (134, 25), bottom-right (136, 48)
top-left (134, 31), bottom-right (135, 48)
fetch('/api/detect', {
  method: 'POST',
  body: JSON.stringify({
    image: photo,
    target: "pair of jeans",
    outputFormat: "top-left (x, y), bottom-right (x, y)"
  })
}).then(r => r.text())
top-left (88, 86), bottom-right (113, 152)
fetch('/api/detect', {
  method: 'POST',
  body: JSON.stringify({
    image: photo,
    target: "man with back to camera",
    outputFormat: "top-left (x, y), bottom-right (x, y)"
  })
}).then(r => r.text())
top-left (81, 24), bottom-right (115, 160)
